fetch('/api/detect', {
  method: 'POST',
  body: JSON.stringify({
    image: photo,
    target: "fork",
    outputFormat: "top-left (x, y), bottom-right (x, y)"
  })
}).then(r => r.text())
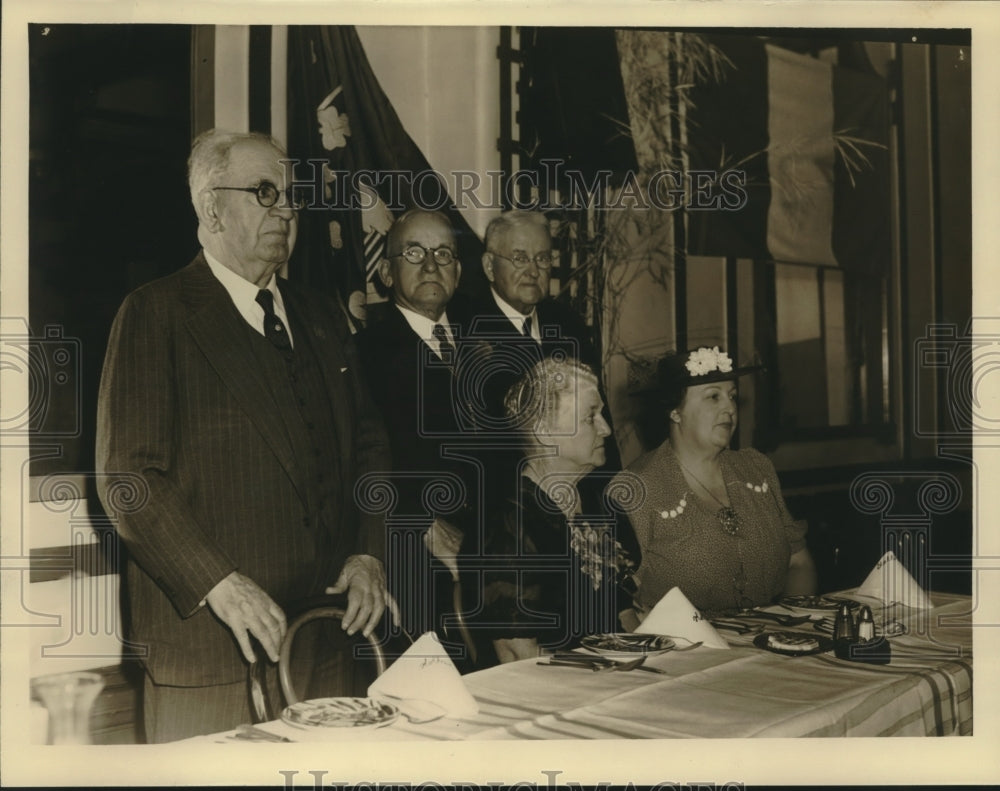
top-left (666, 639), bottom-right (703, 651)
top-left (540, 654), bottom-right (647, 672)
top-left (602, 656), bottom-right (647, 672)
top-left (711, 619), bottom-right (765, 635)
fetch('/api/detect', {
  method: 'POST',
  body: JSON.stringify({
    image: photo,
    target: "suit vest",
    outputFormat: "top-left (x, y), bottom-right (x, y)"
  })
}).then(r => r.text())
top-left (245, 312), bottom-right (344, 588)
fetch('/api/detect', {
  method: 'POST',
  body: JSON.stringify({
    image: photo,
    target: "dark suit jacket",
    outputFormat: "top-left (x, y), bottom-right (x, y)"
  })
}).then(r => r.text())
top-left (358, 303), bottom-right (482, 501)
top-left (95, 253), bottom-right (390, 687)
top-left (466, 291), bottom-right (600, 371)
top-left (358, 304), bottom-right (491, 638)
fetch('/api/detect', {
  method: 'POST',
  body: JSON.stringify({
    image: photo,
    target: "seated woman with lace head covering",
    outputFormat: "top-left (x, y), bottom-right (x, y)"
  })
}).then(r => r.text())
top-left (479, 358), bottom-right (641, 664)
top-left (611, 347), bottom-right (817, 619)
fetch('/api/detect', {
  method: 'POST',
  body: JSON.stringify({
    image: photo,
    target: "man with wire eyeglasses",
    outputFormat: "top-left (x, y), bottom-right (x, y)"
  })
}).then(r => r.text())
top-left (96, 129), bottom-right (394, 740)
top-left (470, 209), bottom-right (601, 408)
top-left (470, 209), bottom-right (621, 548)
top-left (358, 209), bottom-right (488, 664)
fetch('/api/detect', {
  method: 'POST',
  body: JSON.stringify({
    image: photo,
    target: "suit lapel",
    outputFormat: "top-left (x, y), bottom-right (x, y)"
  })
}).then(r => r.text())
top-left (384, 304), bottom-right (478, 435)
top-left (469, 293), bottom-right (522, 345)
top-left (181, 256), bottom-right (305, 503)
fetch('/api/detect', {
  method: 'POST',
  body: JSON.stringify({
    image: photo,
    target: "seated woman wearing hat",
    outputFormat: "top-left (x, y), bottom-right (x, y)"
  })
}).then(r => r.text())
top-left (611, 347), bottom-right (816, 617)
top-left (479, 358), bottom-right (641, 663)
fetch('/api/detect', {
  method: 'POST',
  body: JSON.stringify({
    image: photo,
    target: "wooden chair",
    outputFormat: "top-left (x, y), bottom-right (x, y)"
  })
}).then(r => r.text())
top-left (277, 595), bottom-right (388, 706)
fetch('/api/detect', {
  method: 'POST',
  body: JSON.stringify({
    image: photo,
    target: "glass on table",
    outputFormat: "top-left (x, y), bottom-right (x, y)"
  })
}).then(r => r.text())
top-left (31, 671), bottom-right (104, 745)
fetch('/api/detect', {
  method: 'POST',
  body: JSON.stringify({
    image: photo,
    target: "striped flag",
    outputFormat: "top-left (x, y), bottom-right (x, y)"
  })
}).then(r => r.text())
top-left (686, 35), bottom-right (891, 276)
top-left (286, 26), bottom-right (484, 324)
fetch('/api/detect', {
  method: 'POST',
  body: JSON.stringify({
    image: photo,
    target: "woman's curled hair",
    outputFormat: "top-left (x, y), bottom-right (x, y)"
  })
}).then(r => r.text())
top-left (503, 358), bottom-right (598, 435)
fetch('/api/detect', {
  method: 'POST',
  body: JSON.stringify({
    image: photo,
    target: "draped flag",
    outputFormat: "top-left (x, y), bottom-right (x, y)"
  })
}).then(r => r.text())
top-left (685, 35), bottom-right (891, 276)
top-left (286, 26), bottom-right (484, 325)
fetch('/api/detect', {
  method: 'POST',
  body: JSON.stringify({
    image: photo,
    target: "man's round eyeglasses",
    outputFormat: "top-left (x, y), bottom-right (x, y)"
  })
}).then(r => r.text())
top-left (212, 181), bottom-right (306, 210)
top-left (488, 250), bottom-right (554, 270)
top-left (390, 245), bottom-right (458, 267)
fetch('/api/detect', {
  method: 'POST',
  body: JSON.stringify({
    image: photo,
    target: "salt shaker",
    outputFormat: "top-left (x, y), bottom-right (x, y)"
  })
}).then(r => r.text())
top-left (857, 605), bottom-right (876, 642)
top-left (833, 602), bottom-right (857, 642)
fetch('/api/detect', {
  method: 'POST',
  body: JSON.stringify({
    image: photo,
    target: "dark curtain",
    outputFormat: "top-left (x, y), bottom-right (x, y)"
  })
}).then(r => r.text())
top-left (286, 26), bottom-right (486, 325)
top-left (830, 62), bottom-right (892, 277)
top-left (685, 35), bottom-right (772, 261)
top-left (686, 34), bottom-right (890, 277)
top-left (521, 27), bottom-right (637, 185)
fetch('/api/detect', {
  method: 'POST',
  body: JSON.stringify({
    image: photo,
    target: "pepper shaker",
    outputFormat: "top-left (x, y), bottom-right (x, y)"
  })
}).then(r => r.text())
top-left (833, 603), bottom-right (857, 642)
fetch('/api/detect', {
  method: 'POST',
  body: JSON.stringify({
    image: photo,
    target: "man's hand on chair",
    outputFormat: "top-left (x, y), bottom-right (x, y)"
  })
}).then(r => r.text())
top-left (205, 571), bottom-right (287, 663)
top-left (326, 554), bottom-right (400, 637)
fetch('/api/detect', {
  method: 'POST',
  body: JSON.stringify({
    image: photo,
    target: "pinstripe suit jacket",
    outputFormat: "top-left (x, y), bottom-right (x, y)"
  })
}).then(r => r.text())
top-left (96, 253), bottom-right (390, 687)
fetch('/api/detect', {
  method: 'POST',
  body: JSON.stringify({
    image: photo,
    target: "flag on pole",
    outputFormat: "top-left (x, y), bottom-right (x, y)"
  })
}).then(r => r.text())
top-left (286, 26), bottom-right (484, 325)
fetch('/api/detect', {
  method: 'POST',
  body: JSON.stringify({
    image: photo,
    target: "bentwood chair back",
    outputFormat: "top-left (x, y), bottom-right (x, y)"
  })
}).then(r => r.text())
top-left (278, 595), bottom-right (388, 706)
top-left (443, 577), bottom-right (479, 667)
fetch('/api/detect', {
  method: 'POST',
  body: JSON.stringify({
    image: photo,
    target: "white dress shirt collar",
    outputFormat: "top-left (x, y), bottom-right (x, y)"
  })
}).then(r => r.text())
top-left (395, 304), bottom-right (455, 359)
top-left (490, 287), bottom-right (540, 342)
top-left (204, 251), bottom-right (294, 347)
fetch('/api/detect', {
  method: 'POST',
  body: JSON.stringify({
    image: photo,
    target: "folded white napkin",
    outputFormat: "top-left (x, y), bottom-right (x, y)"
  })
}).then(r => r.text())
top-left (367, 632), bottom-right (479, 718)
top-left (855, 551), bottom-right (933, 609)
top-left (637, 587), bottom-right (729, 649)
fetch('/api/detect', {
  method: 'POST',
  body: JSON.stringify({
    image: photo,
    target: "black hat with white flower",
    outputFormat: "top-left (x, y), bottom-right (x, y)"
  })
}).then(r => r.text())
top-left (631, 347), bottom-right (764, 405)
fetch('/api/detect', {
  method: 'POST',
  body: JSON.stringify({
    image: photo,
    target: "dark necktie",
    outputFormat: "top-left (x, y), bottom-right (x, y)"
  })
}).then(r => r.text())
top-left (255, 289), bottom-right (292, 353)
top-left (522, 315), bottom-right (533, 339)
top-left (432, 323), bottom-right (457, 363)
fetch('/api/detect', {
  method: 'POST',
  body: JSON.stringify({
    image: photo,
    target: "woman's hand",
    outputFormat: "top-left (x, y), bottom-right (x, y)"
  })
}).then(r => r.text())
top-left (493, 637), bottom-right (541, 664)
top-left (423, 518), bottom-right (463, 582)
top-left (785, 547), bottom-right (818, 596)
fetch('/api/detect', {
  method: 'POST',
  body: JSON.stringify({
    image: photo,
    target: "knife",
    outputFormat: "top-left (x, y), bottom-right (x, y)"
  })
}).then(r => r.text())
top-left (541, 655), bottom-right (669, 674)
top-left (235, 723), bottom-right (292, 742)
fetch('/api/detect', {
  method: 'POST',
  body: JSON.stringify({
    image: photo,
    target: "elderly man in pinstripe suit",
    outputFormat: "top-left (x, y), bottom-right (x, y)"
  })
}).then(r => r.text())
top-left (96, 129), bottom-right (396, 742)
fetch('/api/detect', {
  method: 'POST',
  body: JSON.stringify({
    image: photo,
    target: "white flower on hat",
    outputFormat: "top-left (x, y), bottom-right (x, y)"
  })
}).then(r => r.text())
top-left (685, 346), bottom-right (734, 377)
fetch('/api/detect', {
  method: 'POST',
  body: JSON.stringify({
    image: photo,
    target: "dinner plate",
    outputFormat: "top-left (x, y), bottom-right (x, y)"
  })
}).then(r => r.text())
top-left (580, 633), bottom-right (675, 655)
top-left (753, 632), bottom-right (834, 657)
top-left (778, 595), bottom-right (860, 612)
top-left (281, 697), bottom-right (400, 729)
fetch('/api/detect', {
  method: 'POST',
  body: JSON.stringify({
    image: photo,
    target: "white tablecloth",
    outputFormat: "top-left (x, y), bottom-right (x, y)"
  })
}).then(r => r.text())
top-left (196, 591), bottom-right (972, 742)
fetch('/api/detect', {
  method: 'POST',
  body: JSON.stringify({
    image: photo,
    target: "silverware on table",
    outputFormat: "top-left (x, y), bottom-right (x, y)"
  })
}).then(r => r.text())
top-left (632, 664), bottom-right (670, 674)
top-left (538, 657), bottom-right (672, 674)
top-left (374, 694), bottom-right (447, 724)
top-left (711, 619), bottom-right (765, 635)
top-left (539, 654), bottom-right (646, 672)
top-left (667, 640), bottom-right (703, 651)
top-left (234, 723), bottom-right (291, 742)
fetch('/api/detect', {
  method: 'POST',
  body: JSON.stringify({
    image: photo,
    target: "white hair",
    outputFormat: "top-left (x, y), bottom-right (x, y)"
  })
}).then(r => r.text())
top-left (504, 357), bottom-right (599, 438)
top-left (187, 129), bottom-right (286, 218)
top-left (483, 209), bottom-right (550, 251)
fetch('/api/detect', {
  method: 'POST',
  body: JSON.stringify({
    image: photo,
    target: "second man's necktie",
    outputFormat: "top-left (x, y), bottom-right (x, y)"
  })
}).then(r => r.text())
top-left (432, 323), bottom-right (457, 364)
